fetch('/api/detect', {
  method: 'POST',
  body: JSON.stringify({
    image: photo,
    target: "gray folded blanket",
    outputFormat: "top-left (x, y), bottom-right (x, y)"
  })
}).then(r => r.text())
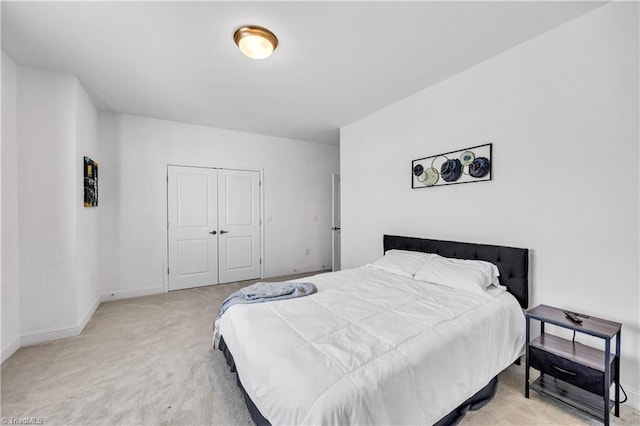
top-left (213, 281), bottom-right (317, 348)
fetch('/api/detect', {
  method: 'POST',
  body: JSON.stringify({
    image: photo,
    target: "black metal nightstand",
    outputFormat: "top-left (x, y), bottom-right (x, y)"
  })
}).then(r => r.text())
top-left (525, 304), bottom-right (621, 425)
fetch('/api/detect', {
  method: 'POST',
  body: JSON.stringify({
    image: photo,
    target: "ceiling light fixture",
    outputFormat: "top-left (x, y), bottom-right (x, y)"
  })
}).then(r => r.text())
top-left (233, 25), bottom-right (278, 60)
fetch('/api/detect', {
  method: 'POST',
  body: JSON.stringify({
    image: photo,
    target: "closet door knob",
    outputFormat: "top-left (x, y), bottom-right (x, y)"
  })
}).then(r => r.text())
top-left (220, 230), bottom-right (229, 234)
top-left (209, 230), bottom-right (217, 235)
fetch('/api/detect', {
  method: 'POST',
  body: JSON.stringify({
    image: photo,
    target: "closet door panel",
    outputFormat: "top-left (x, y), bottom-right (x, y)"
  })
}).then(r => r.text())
top-left (218, 169), bottom-right (261, 284)
top-left (168, 166), bottom-right (219, 290)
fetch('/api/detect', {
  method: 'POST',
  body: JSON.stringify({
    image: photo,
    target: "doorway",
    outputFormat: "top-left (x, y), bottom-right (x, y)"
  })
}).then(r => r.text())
top-left (167, 165), bottom-right (261, 291)
top-left (332, 174), bottom-right (341, 271)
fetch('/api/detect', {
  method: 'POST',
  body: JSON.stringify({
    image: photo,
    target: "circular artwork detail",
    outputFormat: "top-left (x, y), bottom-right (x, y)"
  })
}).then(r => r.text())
top-left (469, 157), bottom-right (490, 178)
top-left (460, 150), bottom-right (475, 165)
top-left (430, 154), bottom-right (449, 171)
top-left (440, 159), bottom-right (463, 182)
top-left (416, 171), bottom-right (428, 182)
top-left (423, 167), bottom-right (439, 186)
top-left (413, 164), bottom-right (424, 176)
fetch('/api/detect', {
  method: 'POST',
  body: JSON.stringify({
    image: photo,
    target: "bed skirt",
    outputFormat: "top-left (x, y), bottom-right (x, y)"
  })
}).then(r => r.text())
top-left (218, 336), bottom-right (498, 426)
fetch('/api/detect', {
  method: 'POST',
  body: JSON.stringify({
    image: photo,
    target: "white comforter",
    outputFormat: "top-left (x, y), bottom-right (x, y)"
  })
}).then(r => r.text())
top-left (218, 266), bottom-right (525, 425)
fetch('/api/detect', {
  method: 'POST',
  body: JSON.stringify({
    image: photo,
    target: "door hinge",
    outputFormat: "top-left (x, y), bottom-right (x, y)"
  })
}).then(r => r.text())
top-left (259, 180), bottom-right (262, 186)
top-left (167, 268), bottom-right (170, 274)
top-left (259, 258), bottom-right (262, 265)
top-left (167, 175), bottom-right (169, 182)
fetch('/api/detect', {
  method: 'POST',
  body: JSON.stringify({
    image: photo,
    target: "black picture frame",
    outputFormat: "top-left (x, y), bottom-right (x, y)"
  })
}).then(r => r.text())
top-left (84, 156), bottom-right (98, 207)
top-left (411, 143), bottom-right (492, 189)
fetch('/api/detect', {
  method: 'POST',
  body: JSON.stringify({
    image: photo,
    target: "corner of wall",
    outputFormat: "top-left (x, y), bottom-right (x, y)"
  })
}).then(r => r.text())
top-left (77, 294), bottom-right (101, 334)
top-left (1, 336), bottom-right (21, 364)
top-left (1, 51), bottom-right (21, 365)
top-left (74, 75), bottom-right (99, 326)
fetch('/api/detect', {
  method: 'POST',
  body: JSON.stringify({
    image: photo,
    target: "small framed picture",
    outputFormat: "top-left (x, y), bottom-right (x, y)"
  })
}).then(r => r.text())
top-left (84, 156), bottom-right (98, 207)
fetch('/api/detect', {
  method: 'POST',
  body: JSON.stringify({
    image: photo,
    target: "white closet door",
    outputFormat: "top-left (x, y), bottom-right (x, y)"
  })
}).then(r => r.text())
top-left (168, 166), bottom-right (219, 290)
top-left (218, 169), bottom-right (261, 284)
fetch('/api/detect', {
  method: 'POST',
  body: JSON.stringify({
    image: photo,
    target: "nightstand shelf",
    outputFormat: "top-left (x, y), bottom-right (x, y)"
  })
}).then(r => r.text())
top-left (525, 304), bottom-right (621, 425)
top-left (530, 375), bottom-right (610, 421)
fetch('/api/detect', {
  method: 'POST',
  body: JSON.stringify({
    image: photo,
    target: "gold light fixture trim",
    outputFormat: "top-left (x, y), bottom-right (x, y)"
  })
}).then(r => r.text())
top-left (234, 25), bottom-right (278, 60)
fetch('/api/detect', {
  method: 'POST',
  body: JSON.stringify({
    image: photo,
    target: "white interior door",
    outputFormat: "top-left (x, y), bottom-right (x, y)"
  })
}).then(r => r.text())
top-left (332, 174), bottom-right (341, 271)
top-left (218, 169), bottom-right (261, 284)
top-left (168, 166), bottom-right (219, 291)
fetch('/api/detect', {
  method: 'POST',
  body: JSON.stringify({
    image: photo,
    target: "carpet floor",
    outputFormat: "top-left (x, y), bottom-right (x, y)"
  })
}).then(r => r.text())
top-left (1, 272), bottom-right (638, 425)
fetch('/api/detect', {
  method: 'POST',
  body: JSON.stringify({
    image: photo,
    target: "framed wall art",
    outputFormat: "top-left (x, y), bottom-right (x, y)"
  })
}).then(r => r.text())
top-left (84, 156), bottom-right (98, 207)
top-left (412, 143), bottom-right (492, 189)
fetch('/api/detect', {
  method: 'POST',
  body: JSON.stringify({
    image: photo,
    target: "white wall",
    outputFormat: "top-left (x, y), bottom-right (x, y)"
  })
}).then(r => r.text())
top-left (7, 64), bottom-right (100, 348)
top-left (1, 53), bottom-right (21, 362)
top-left (341, 2), bottom-right (639, 408)
top-left (74, 78), bottom-right (99, 329)
top-left (17, 67), bottom-right (79, 338)
top-left (98, 113), bottom-right (339, 299)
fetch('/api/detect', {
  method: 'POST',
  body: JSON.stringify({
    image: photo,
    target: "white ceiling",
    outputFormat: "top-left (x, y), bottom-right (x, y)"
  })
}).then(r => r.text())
top-left (2, 1), bottom-right (603, 145)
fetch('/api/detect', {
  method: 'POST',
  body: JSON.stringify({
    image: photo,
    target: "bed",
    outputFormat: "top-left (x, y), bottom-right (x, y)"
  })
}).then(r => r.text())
top-left (216, 235), bottom-right (529, 425)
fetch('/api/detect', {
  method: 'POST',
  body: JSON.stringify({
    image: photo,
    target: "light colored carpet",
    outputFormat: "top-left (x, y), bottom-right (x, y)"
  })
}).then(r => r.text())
top-left (1, 272), bottom-right (638, 425)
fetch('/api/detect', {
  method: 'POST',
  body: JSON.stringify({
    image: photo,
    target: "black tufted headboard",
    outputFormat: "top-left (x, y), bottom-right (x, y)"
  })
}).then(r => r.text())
top-left (383, 235), bottom-right (529, 309)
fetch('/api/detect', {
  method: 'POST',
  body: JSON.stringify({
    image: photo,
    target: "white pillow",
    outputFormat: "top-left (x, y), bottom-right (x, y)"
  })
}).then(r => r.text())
top-left (414, 256), bottom-right (500, 295)
top-left (432, 256), bottom-right (500, 288)
top-left (369, 249), bottom-right (434, 277)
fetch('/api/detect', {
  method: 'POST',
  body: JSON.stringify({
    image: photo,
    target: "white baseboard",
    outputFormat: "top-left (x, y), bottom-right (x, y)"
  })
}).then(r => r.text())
top-left (21, 294), bottom-right (102, 347)
top-left (78, 295), bottom-right (101, 334)
top-left (624, 383), bottom-right (640, 412)
top-left (1, 335), bottom-right (21, 364)
top-left (21, 324), bottom-right (79, 346)
top-left (100, 285), bottom-right (164, 302)
top-left (265, 266), bottom-right (330, 279)
top-left (12, 288), bottom-right (164, 353)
